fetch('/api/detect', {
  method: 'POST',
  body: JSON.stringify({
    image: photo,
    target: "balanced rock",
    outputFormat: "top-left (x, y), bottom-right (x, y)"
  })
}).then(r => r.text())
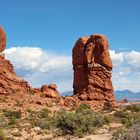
top-left (73, 34), bottom-right (115, 102)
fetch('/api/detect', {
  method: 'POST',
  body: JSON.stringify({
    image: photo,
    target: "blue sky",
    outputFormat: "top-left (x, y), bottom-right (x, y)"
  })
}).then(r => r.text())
top-left (1, 0), bottom-right (140, 53)
top-left (1, 0), bottom-right (140, 92)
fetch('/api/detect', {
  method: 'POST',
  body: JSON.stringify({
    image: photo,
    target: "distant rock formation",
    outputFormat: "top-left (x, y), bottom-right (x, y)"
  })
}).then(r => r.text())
top-left (40, 84), bottom-right (60, 98)
top-left (73, 34), bottom-right (115, 102)
top-left (0, 27), bottom-right (60, 98)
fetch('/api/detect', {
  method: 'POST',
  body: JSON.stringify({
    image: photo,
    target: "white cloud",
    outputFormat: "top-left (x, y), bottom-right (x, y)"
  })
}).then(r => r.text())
top-left (4, 47), bottom-right (72, 72)
top-left (109, 50), bottom-right (124, 67)
top-left (5, 47), bottom-right (44, 70)
top-left (4, 47), bottom-right (72, 92)
top-left (110, 50), bottom-right (140, 71)
top-left (124, 51), bottom-right (140, 71)
top-left (4, 47), bottom-right (140, 92)
top-left (110, 50), bottom-right (140, 92)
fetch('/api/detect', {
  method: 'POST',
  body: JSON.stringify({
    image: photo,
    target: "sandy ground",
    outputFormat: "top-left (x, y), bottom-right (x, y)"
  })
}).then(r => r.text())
top-left (52, 134), bottom-right (111, 140)
top-left (73, 134), bottom-right (111, 140)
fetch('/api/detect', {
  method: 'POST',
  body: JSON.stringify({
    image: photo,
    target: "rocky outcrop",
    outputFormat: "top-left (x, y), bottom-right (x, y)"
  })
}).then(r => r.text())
top-left (0, 27), bottom-right (6, 52)
top-left (0, 27), bottom-right (32, 94)
top-left (0, 54), bottom-right (33, 94)
top-left (73, 34), bottom-right (115, 102)
top-left (0, 27), bottom-right (60, 98)
top-left (40, 84), bottom-right (60, 98)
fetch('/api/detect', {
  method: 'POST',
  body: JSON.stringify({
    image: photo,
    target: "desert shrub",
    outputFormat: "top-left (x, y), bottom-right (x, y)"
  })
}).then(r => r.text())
top-left (27, 110), bottom-right (39, 127)
top-left (124, 104), bottom-right (140, 112)
top-left (27, 108), bottom-right (53, 129)
top-left (103, 115), bottom-right (113, 124)
top-left (26, 107), bottom-right (111, 137)
top-left (55, 111), bottom-right (95, 137)
top-left (1, 109), bottom-right (21, 126)
top-left (40, 108), bottom-right (49, 118)
top-left (0, 128), bottom-right (7, 140)
top-left (3, 109), bottom-right (21, 119)
top-left (8, 117), bottom-right (17, 125)
top-left (133, 114), bottom-right (140, 124)
top-left (111, 124), bottom-right (140, 140)
top-left (0, 112), bottom-right (7, 128)
top-left (75, 104), bottom-right (91, 113)
top-left (103, 102), bottom-right (113, 111)
top-left (114, 110), bottom-right (133, 127)
top-left (114, 110), bottom-right (140, 127)
top-left (114, 110), bottom-right (129, 119)
top-left (40, 120), bottom-right (53, 130)
top-left (121, 118), bottom-right (134, 127)
top-left (55, 108), bottom-right (110, 137)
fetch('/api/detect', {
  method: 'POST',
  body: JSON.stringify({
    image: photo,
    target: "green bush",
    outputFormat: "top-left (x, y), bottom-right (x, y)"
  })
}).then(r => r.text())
top-left (114, 110), bottom-right (129, 119)
top-left (27, 108), bottom-right (53, 129)
top-left (40, 108), bottom-right (49, 118)
top-left (103, 102), bottom-right (113, 111)
top-left (55, 111), bottom-right (95, 137)
top-left (9, 117), bottom-right (17, 125)
top-left (1, 109), bottom-right (21, 126)
top-left (0, 128), bottom-right (7, 140)
top-left (3, 109), bottom-right (21, 119)
top-left (40, 120), bottom-right (52, 130)
top-left (28, 110), bottom-right (39, 127)
top-left (114, 110), bottom-right (140, 127)
top-left (55, 108), bottom-right (110, 137)
top-left (75, 104), bottom-right (91, 113)
top-left (124, 104), bottom-right (140, 112)
top-left (114, 110), bottom-right (133, 127)
top-left (0, 113), bottom-right (6, 128)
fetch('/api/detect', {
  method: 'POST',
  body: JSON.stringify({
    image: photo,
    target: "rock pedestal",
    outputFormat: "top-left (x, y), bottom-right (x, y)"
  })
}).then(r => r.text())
top-left (73, 34), bottom-right (115, 102)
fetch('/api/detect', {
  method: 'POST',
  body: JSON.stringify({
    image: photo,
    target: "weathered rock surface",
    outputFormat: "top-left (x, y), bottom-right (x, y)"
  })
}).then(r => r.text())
top-left (0, 27), bottom-right (6, 52)
top-left (73, 34), bottom-right (115, 102)
top-left (41, 84), bottom-right (60, 98)
top-left (0, 27), bottom-right (32, 94)
top-left (0, 55), bottom-right (32, 94)
top-left (0, 27), bottom-right (60, 98)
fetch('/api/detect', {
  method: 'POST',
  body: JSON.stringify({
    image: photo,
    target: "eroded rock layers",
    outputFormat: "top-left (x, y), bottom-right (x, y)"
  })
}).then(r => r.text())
top-left (0, 27), bottom-right (6, 52)
top-left (73, 34), bottom-right (115, 102)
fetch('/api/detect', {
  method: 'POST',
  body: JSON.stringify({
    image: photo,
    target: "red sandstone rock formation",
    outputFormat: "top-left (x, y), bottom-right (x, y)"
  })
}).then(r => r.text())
top-left (41, 84), bottom-right (60, 98)
top-left (0, 54), bottom-right (33, 94)
top-left (0, 27), bottom-right (31, 94)
top-left (0, 27), bottom-right (6, 52)
top-left (0, 27), bottom-right (60, 98)
top-left (73, 34), bottom-right (115, 102)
